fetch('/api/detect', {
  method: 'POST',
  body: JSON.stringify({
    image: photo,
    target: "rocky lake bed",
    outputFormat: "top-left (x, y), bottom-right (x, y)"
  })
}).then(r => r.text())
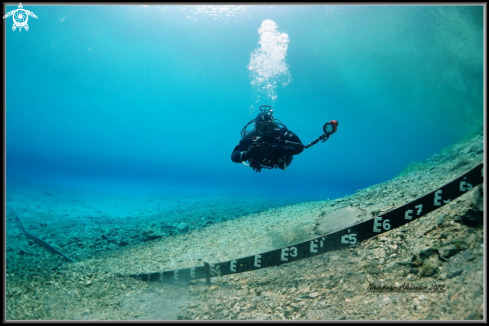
top-left (5, 131), bottom-right (484, 320)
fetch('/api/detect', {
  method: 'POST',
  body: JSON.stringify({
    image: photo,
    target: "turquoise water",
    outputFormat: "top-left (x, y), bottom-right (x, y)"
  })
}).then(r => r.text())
top-left (6, 4), bottom-right (484, 203)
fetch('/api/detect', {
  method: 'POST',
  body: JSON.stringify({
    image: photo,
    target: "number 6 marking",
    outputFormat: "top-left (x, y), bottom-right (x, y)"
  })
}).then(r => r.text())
top-left (373, 217), bottom-right (391, 232)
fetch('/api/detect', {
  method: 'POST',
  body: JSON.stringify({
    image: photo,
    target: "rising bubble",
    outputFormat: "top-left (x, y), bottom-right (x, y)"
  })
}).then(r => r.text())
top-left (248, 20), bottom-right (292, 103)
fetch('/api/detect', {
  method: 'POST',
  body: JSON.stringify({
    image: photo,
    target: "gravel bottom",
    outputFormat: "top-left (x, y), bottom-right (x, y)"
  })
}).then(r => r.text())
top-left (5, 132), bottom-right (484, 320)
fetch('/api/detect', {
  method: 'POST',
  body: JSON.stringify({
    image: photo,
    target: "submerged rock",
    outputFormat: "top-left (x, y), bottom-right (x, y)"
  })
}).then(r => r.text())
top-left (142, 235), bottom-right (164, 242)
top-left (314, 207), bottom-right (372, 235)
top-left (419, 255), bottom-right (440, 277)
top-left (454, 185), bottom-right (484, 227)
top-left (176, 223), bottom-right (189, 233)
top-left (437, 245), bottom-right (459, 260)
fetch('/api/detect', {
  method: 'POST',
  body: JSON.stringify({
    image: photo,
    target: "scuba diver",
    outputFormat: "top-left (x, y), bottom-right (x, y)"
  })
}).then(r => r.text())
top-left (231, 105), bottom-right (338, 173)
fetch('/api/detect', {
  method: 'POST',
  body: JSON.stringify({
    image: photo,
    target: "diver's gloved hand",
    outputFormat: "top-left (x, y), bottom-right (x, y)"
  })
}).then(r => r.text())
top-left (245, 143), bottom-right (259, 160)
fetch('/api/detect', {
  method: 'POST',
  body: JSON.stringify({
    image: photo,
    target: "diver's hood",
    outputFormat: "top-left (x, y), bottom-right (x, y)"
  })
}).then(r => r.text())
top-left (255, 111), bottom-right (274, 123)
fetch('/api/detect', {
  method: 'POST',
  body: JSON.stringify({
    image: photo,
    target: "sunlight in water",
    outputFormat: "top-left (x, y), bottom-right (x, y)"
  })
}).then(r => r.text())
top-left (178, 5), bottom-right (256, 22)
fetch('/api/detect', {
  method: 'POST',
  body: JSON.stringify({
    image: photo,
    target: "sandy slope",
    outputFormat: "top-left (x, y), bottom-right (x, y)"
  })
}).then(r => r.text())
top-left (5, 132), bottom-right (484, 320)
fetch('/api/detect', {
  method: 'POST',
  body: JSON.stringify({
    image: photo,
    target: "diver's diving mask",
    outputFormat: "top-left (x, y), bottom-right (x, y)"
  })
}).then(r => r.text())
top-left (256, 121), bottom-right (274, 133)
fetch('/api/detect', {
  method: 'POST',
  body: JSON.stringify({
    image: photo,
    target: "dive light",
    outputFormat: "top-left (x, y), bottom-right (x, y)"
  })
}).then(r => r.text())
top-left (301, 120), bottom-right (339, 149)
top-left (323, 120), bottom-right (338, 136)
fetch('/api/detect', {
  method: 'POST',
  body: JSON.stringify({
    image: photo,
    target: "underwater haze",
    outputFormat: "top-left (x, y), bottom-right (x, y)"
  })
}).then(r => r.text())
top-left (6, 4), bottom-right (484, 204)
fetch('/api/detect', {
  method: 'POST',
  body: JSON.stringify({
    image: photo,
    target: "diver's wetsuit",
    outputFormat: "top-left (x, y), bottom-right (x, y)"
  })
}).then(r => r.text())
top-left (231, 124), bottom-right (304, 172)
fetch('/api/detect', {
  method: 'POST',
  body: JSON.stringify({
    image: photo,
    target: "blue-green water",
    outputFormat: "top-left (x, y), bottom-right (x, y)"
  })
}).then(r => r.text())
top-left (6, 5), bottom-right (484, 203)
